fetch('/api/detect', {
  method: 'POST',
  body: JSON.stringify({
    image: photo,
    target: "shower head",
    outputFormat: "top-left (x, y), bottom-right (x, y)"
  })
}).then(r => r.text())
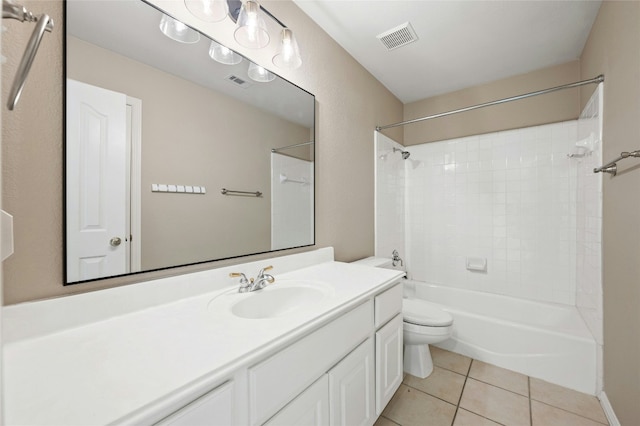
top-left (393, 147), bottom-right (410, 160)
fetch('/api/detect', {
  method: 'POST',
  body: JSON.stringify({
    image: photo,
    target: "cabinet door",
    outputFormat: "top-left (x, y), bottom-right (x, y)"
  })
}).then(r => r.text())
top-left (264, 375), bottom-right (329, 426)
top-left (157, 381), bottom-right (234, 426)
top-left (328, 337), bottom-right (375, 426)
top-left (375, 314), bottom-right (403, 415)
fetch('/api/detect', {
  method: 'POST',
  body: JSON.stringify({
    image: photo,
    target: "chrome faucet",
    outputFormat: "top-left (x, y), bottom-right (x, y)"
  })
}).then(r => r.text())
top-left (392, 250), bottom-right (403, 267)
top-left (230, 265), bottom-right (275, 293)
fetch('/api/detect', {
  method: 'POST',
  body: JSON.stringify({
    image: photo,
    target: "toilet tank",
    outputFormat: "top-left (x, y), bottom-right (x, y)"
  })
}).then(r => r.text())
top-left (351, 256), bottom-right (411, 297)
top-left (351, 256), bottom-right (406, 274)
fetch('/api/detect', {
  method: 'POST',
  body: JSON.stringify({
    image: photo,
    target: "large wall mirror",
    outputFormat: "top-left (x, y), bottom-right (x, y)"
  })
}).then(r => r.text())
top-left (65, 0), bottom-right (315, 284)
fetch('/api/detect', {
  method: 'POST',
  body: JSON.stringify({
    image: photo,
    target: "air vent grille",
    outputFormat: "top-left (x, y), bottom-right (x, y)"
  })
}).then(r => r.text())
top-left (377, 22), bottom-right (418, 51)
top-left (225, 74), bottom-right (251, 88)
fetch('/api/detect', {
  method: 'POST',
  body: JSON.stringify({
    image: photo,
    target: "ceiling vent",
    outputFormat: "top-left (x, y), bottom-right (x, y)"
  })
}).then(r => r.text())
top-left (225, 74), bottom-right (252, 88)
top-left (377, 22), bottom-right (418, 51)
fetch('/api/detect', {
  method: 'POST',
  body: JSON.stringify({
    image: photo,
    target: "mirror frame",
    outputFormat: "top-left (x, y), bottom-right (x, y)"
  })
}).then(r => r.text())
top-left (63, 0), bottom-right (316, 285)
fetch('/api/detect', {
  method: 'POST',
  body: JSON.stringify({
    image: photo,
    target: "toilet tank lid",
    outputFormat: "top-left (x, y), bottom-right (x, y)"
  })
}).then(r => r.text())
top-left (351, 256), bottom-right (393, 268)
top-left (403, 298), bottom-right (453, 327)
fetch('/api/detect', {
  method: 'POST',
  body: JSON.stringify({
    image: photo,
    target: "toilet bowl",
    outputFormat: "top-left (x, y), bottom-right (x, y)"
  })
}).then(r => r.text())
top-left (402, 298), bottom-right (453, 378)
top-left (351, 256), bottom-right (454, 378)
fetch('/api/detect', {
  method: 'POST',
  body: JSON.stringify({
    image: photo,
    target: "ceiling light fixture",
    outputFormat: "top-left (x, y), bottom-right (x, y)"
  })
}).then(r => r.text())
top-left (181, 0), bottom-right (302, 69)
top-left (184, 0), bottom-right (229, 23)
top-left (159, 13), bottom-right (200, 44)
top-left (209, 40), bottom-right (243, 65)
top-left (248, 62), bottom-right (275, 82)
top-left (272, 28), bottom-right (301, 69)
top-left (234, 0), bottom-right (269, 49)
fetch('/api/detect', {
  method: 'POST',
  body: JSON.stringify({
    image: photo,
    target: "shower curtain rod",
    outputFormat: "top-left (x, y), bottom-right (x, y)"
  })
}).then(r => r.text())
top-left (271, 141), bottom-right (314, 153)
top-left (376, 74), bottom-right (605, 131)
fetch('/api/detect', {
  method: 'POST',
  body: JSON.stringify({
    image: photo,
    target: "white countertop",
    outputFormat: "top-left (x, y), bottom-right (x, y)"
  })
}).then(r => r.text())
top-left (3, 250), bottom-right (403, 425)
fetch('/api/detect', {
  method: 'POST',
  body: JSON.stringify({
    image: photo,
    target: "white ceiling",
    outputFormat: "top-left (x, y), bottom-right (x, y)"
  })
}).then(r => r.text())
top-left (293, 0), bottom-right (602, 104)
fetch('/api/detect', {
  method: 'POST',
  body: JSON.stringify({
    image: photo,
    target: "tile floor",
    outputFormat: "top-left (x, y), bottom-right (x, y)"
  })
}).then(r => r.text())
top-left (376, 347), bottom-right (608, 426)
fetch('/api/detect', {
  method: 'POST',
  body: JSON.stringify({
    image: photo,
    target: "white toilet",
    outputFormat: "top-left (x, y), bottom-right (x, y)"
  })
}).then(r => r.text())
top-left (402, 297), bottom-right (453, 378)
top-left (352, 256), bottom-right (454, 378)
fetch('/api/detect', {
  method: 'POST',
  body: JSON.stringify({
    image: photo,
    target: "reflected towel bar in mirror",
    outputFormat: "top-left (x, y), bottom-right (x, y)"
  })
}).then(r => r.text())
top-left (221, 188), bottom-right (263, 197)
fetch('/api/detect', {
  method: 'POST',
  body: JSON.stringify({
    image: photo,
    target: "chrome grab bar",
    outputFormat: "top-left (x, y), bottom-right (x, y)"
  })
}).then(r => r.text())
top-left (594, 150), bottom-right (640, 176)
top-left (3, 0), bottom-right (54, 110)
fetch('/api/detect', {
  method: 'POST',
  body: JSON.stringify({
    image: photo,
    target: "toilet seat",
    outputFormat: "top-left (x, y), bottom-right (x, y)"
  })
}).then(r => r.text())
top-left (403, 298), bottom-right (453, 327)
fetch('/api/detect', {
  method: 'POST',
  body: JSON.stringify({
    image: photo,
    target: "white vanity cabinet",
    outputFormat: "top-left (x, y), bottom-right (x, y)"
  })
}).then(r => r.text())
top-left (153, 282), bottom-right (403, 426)
top-left (259, 281), bottom-right (403, 426)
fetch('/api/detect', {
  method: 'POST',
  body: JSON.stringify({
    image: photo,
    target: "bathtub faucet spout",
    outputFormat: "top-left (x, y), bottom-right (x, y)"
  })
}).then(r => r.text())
top-left (392, 249), bottom-right (403, 267)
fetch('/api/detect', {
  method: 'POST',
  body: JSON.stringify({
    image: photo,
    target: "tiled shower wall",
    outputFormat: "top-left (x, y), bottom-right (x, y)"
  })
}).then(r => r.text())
top-left (576, 85), bottom-right (603, 344)
top-left (375, 131), bottom-right (405, 260)
top-left (405, 121), bottom-right (580, 305)
top-left (576, 85), bottom-right (603, 392)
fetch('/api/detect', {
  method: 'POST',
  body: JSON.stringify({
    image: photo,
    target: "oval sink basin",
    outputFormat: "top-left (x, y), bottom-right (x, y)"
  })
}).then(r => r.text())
top-left (232, 286), bottom-right (325, 319)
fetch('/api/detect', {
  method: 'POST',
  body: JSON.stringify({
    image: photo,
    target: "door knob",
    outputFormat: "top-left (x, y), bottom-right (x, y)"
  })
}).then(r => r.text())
top-left (110, 237), bottom-right (122, 247)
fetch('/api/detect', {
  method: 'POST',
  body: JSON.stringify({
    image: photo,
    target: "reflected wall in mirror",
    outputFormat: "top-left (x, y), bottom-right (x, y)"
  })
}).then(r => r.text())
top-left (65, 0), bottom-right (315, 284)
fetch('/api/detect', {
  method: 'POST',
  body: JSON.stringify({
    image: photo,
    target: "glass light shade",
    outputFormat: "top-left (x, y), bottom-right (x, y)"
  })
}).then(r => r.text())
top-left (234, 1), bottom-right (269, 49)
top-left (272, 28), bottom-right (302, 69)
top-left (159, 14), bottom-right (200, 43)
top-left (209, 40), bottom-right (243, 65)
top-left (247, 62), bottom-right (275, 82)
top-left (184, 0), bottom-right (229, 23)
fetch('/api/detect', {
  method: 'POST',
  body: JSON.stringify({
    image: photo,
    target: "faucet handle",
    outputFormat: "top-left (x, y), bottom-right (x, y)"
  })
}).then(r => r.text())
top-left (257, 265), bottom-right (273, 276)
top-left (229, 272), bottom-right (248, 283)
top-left (257, 265), bottom-right (275, 285)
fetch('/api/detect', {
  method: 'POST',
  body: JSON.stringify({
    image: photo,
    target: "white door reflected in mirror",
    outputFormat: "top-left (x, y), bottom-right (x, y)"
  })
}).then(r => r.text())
top-left (66, 80), bottom-right (141, 281)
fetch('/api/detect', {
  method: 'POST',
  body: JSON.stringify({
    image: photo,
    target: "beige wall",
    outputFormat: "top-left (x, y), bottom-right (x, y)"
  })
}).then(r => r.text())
top-left (2, 1), bottom-right (65, 304)
top-left (68, 37), bottom-right (310, 271)
top-left (400, 61), bottom-right (582, 145)
top-left (580, 1), bottom-right (640, 423)
top-left (1, 0), bottom-right (403, 304)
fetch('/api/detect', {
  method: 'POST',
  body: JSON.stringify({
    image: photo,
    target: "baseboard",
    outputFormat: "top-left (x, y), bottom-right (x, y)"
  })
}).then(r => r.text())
top-left (598, 391), bottom-right (620, 426)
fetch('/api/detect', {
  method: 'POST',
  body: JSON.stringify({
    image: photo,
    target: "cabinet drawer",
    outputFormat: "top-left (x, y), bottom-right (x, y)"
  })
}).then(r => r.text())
top-left (249, 301), bottom-right (373, 426)
top-left (374, 283), bottom-right (402, 329)
top-left (156, 381), bottom-right (233, 426)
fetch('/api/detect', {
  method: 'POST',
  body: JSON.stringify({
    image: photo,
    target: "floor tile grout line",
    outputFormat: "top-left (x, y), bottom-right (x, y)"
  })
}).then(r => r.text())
top-left (450, 358), bottom-right (474, 425)
top-left (457, 408), bottom-right (509, 426)
top-left (401, 382), bottom-right (459, 408)
top-left (466, 376), bottom-right (530, 399)
top-left (532, 399), bottom-right (610, 425)
top-left (458, 360), bottom-right (512, 426)
top-left (428, 365), bottom-right (467, 380)
top-left (528, 376), bottom-right (533, 426)
top-left (380, 415), bottom-right (401, 425)
top-left (433, 364), bottom-right (470, 376)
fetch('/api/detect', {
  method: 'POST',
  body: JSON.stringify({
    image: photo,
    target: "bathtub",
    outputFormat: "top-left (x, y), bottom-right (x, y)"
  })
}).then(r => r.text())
top-left (407, 280), bottom-right (597, 395)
